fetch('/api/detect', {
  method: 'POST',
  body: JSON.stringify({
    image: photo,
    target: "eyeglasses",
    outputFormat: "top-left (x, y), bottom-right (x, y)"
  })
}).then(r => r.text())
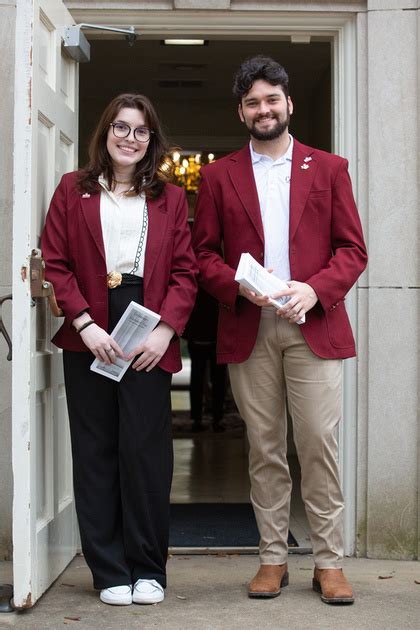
top-left (109, 122), bottom-right (154, 143)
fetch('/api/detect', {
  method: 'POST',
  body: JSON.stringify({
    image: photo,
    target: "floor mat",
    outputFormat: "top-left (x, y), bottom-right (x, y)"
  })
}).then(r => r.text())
top-left (170, 503), bottom-right (298, 547)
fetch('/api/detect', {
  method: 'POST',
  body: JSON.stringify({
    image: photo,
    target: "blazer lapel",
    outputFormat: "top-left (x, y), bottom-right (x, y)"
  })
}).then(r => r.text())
top-left (80, 192), bottom-right (106, 262)
top-left (227, 146), bottom-right (264, 244)
top-left (289, 140), bottom-right (318, 240)
top-left (143, 194), bottom-right (168, 292)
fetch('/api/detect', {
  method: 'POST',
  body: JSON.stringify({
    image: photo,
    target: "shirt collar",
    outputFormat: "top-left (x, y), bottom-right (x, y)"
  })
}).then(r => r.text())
top-left (250, 135), bottom-right (294, 165)
top-left (98, 174), bottom-right (114, 192)
top-left (98, 174), bottom-right (136, 196)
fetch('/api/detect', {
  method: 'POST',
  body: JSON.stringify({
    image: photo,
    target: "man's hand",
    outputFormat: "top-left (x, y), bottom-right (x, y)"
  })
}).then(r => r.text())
top-left (128, 322), bottom-right (175, 372)
top-left (238, 283), bottom-right (272, 307)
top-left (272, 281), bottom-right (318, 324)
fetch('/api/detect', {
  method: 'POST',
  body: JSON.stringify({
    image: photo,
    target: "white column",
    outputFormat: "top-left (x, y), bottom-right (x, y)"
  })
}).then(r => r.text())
top-left (358, 1), bottom-right (419, 559)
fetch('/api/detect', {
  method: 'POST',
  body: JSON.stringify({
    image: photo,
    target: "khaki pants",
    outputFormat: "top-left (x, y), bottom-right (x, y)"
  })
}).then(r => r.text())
top-left (228, 308), bottom-right (344, 568)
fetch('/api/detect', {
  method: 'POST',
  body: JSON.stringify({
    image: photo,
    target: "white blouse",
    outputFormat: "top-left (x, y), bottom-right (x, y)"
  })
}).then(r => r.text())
top-left (98, 177), bottom-right (148, 278)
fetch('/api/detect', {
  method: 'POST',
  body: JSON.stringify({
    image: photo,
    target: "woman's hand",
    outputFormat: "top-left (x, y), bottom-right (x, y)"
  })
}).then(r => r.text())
top-left (79, 323), bottom-right (124, 365)
top-left (128, 322), bottom-right (175, 372)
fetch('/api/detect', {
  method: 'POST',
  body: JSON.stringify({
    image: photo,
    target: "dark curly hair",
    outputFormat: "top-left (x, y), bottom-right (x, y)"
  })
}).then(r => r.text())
top-left (77, 93), bottom-right (174, 199)
top-left (233, 55), bottom-right (289, 102)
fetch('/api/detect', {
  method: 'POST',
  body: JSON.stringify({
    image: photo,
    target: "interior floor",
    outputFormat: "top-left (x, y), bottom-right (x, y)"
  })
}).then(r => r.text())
top-left (170, 391), bottom-right (311, 550)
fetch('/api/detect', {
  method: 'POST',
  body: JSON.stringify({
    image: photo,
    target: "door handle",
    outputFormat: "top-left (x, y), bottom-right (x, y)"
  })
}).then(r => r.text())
top-left (29, 249), bottom-right (63, 317)
top-left (0, 294), bottom-right (12, 361)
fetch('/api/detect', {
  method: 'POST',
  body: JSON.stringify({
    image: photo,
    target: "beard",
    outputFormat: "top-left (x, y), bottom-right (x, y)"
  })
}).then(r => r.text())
top-left (247, 110), bottom-right (290, 141)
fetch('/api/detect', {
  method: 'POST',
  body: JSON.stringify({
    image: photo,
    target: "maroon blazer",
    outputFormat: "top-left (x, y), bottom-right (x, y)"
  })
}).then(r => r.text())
top-left (192, 140), bottom-right (368, 363)
top-left (41, 172), bottom-right (198, 373)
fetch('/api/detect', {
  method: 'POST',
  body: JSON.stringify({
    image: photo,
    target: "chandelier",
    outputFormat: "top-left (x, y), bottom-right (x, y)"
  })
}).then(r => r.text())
top-left (172, 151), bottom-right (215, 193)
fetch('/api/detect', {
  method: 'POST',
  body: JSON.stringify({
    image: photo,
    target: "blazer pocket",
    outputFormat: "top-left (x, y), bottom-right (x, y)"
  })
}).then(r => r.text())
top-left (325, 301), bottom-right (355, 348)
top-left (308, 189), bottom-right (330, 199)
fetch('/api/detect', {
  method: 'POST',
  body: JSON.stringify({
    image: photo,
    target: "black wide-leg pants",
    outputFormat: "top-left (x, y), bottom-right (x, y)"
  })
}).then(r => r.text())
top-left (63, 281), bottom-right (173, 589)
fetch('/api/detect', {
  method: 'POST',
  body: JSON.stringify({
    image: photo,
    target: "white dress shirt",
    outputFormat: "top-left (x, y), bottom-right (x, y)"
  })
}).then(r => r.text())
top-left (250, 136), bottom-right (293, 282)
top-left (98, 177), bottom-right (148, 278)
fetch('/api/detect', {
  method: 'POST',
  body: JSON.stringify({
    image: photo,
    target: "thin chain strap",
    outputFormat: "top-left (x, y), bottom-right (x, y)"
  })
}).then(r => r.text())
top-left (128, 200), bottom-right (148, 275)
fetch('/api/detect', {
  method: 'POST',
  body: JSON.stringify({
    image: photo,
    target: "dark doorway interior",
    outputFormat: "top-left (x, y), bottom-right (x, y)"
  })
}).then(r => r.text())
top-left (79, 38), bottom-right (331, 163)
top-left (79, 38), bottom-right (331, 550)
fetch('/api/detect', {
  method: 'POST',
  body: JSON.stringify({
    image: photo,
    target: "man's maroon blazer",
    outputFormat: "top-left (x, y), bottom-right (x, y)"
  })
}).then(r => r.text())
top-left (192, 139), bottom-right (368, 363)
top-left (41, 172), bottom-right (198, 373)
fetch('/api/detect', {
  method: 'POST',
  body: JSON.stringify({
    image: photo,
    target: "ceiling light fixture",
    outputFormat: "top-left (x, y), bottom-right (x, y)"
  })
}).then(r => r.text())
top-left (163, 39), bottom-right (206, 46)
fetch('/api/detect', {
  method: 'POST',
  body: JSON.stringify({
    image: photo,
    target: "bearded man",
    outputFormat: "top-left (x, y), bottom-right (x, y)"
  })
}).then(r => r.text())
top-left (192, 55), bottom-right (367, 604)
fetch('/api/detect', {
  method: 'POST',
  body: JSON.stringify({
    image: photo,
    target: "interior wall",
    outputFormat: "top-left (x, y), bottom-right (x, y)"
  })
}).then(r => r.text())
top-left (79, 39), bottom-right (331, 164)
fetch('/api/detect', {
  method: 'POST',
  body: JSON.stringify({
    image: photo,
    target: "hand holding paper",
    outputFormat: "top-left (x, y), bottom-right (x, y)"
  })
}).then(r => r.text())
top-left (235, 253), bottom-right (307, 324)
top-left (80, 323), bottom-right (124, 365)
top-left (271, 280), bottom-right (318, 324)
top-left (128, 322), bottom-right (175, 372)
top-left (237, 283), bottom-right (273, 307)
top-left (91, 301), bottom-right (161, 381)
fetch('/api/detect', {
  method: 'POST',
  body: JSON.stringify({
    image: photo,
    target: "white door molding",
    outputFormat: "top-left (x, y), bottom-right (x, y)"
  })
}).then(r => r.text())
top-left (70, 6), bottom-right (360, 556)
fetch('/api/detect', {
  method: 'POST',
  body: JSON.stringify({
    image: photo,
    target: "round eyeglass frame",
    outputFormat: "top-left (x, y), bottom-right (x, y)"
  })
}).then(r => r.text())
top-left (109, 122), bottom-right (154, 143)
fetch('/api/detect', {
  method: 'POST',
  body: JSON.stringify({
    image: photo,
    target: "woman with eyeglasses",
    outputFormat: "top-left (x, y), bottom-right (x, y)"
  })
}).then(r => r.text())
top-left (41, 94), bottom-right (197, 606)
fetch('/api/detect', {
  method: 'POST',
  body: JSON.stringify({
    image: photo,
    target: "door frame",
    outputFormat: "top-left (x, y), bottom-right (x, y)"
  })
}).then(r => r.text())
top-left (66, 7), bottom-right (360, 555)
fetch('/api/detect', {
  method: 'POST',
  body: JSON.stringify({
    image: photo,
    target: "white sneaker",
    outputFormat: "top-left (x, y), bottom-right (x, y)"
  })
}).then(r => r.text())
top-left (99, 584), bottom-right (132, 606)
top-left (133, 578), bottom-right (164, 604)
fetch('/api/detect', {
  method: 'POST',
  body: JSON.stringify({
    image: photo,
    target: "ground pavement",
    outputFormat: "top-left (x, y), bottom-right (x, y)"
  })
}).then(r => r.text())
top-left (0, 554), bottom-right (419, 629)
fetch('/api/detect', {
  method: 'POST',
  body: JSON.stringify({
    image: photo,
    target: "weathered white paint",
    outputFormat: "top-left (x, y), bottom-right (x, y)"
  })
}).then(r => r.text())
top-left (65, 8), bottom-right (361, 36)
top-left (12, 0), bottom-right (79, 609)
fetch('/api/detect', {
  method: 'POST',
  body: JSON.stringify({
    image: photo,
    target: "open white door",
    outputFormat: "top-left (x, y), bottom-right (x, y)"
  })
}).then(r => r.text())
top-left (12, 0), bottom-right (79, 608)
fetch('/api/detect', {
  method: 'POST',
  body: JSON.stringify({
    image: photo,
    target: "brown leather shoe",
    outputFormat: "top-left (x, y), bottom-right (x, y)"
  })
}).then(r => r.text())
top-left (313, 568), bottom-right (354, 605)
top-left (248, 563), bottom-right (289, 598)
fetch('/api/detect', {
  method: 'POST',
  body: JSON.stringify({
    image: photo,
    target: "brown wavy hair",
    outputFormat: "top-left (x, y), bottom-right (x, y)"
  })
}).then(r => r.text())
top-left (233, 55), bottom-right (289, 102)
top-left (77, 93), bottom-right (174, 198)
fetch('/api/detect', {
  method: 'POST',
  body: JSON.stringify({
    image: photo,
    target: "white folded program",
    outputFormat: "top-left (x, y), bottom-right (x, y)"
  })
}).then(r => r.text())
top-left (235, 253), bottom-right (305, 325)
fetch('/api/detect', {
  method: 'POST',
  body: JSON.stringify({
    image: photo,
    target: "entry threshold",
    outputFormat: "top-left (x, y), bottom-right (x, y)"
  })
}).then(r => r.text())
top-left (169, 546), bottom-right (312, 556)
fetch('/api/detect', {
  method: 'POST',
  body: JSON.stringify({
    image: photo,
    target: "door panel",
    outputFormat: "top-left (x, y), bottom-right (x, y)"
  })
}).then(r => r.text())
top-left (12, 0), bottom-right (79, 609)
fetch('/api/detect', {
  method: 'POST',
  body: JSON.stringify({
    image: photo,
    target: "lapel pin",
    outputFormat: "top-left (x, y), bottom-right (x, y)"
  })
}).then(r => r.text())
top-left (82, 193), bottom-right (91, 198)
top-left (300, 164), bottom-right (310, 170)
top-left (304, 156), bottom-right (312, 162)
